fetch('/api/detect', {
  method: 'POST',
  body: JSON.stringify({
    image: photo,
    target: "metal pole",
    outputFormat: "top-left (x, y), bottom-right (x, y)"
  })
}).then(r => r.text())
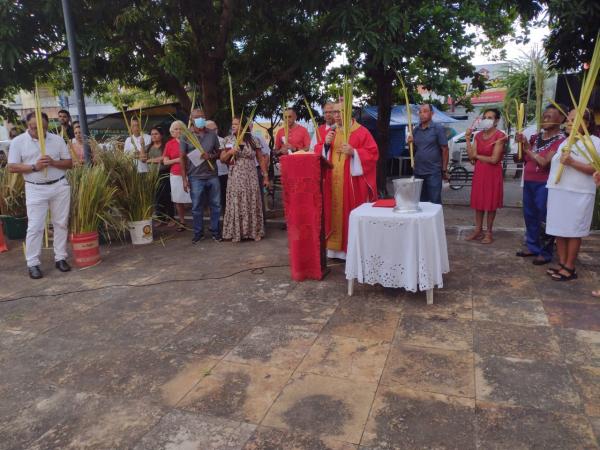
top-left (61, 0), bottom-right (91, 164)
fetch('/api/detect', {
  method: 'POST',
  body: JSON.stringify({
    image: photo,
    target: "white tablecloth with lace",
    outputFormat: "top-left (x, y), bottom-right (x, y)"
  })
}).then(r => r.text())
top-left (345, 202), bottom-right (449, 296)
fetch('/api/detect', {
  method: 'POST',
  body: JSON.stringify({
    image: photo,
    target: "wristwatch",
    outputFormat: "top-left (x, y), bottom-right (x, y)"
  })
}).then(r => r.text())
top-left (31, 164), bottom-right (38, 172)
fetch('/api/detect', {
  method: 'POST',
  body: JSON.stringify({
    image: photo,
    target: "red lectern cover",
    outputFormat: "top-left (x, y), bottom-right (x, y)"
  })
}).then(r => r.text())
top-left (280, 153), bottom-right (325, 281)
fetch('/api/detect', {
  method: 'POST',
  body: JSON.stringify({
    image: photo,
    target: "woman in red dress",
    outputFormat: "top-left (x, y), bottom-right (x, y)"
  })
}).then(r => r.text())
top-left (465, 108), bottom-right (507, 244)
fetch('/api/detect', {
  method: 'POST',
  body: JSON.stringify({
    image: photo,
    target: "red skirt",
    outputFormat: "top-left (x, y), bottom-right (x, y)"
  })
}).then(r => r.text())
top-left (470, 162), bottom-right (503, 211)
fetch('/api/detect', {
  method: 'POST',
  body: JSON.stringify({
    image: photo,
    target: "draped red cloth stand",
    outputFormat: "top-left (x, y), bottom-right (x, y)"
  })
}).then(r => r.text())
top-left (280, 153), bottom-right (331, 281)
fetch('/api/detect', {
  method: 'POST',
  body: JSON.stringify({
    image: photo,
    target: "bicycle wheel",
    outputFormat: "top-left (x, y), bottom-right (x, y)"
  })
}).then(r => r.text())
top-left (448, 166), bottom-right (469, 190)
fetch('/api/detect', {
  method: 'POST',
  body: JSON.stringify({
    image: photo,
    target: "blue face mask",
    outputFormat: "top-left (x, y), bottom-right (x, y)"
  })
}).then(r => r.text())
top-left (194, 118), bottom-right (206, 128)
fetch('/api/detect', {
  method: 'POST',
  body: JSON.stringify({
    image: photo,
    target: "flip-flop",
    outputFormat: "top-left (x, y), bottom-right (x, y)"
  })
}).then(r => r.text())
top-left (465, 231), bottom-right (484, 241)
top-left (481, 233), bottom-right (493, 244)
top-left (176, 226), bottom-right (186, 232)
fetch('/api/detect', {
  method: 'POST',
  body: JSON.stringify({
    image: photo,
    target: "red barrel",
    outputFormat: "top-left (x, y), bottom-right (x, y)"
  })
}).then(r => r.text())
top-left (71, 231), bottom-right (100, 268)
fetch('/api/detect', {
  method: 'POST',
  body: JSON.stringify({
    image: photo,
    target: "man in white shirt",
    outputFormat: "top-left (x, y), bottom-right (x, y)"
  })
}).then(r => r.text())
top-left (7, 112), bottom-right (73, 279)
top-left (249, 123), bottom-right (271, 175)
top-left (206, 120), bottom-right (228, 211)
top-left (123, 117), bottom-right (151, 173)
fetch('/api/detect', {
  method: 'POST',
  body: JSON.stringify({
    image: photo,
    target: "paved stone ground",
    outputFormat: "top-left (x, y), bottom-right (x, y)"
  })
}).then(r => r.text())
top-left (1, 208), bottom-right (600, 449)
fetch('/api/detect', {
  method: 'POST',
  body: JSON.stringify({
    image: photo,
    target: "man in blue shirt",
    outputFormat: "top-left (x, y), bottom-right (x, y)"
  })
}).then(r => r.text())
top-left (407, 104), bottom-right (449, 204)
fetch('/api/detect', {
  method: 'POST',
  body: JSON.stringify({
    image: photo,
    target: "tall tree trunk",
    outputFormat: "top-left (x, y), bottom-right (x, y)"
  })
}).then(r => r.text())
top-left (200, 60), bottom-right (222, 119)
top-left (172, 84), bottom-right (192, 113)
top-left (373, 65), bottom-right (394, 196)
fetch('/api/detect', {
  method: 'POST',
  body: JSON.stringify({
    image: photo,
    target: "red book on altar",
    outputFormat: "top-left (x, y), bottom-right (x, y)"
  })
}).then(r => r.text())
top-left (280, 153), bottom-right (329, 281)
top-left (373, 198), bottom-right (396, 208)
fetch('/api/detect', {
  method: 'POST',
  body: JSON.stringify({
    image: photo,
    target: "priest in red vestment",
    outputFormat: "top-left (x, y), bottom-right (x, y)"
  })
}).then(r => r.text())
top-left (314, 103), bottom-right (378, 259)
top-left (311, 101), bottom-right (336, 151)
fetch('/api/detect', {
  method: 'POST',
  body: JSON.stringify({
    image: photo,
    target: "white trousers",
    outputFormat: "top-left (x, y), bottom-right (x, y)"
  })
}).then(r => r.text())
top-left (25, 178), bottom-right (70, 267)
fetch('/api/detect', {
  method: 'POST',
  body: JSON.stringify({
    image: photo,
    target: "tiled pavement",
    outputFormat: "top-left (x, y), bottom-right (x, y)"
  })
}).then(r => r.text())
top-left (1, 222), bottom-right (600, 449)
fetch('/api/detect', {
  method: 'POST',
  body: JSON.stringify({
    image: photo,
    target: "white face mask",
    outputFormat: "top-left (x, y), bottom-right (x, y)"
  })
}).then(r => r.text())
top-left (479, 118), bottom-right (494, 130)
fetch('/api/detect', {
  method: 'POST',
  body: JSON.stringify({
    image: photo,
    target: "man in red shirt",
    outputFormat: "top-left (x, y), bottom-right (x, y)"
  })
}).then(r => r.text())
top-left (515, 104), bottom-right (566, 264)
top-left (274, 108), bottom-right (311, 155)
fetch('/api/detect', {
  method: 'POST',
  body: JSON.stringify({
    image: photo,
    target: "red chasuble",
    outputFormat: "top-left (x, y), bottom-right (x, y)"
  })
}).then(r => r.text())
top-left (314, 121), bottom-right (378, 253)
top-left (316, 124), bottom-right (331, 144)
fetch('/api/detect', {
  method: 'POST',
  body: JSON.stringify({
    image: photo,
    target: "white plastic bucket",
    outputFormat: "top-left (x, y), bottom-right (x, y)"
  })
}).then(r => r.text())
top-left (128, 219), bottom-right (153, 245)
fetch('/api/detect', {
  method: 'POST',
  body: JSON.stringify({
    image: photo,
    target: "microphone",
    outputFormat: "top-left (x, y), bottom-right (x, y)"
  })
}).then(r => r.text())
top-left (324, 124), bottom-right (337, 154)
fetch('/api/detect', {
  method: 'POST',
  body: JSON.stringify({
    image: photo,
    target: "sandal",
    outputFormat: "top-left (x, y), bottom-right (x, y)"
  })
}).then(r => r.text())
top-left (465, 230), bottom-right (484, 241)
top-left (551, 266), bottom-right (578, 281)
top-left (176, 226), bottom-right (186, 232)
top-left (546, 264), bottom-right (565, 276)
top-left (481, 232), bottom-right (493, 244)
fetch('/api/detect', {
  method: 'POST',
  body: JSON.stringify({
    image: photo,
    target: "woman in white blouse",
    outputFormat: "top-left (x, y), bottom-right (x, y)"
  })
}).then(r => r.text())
top-left (546, 108), bottom-right (599, 281)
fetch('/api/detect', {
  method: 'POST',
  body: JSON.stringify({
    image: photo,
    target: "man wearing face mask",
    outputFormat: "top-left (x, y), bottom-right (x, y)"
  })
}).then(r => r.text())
top-left (180, 109), bottom-right (222, 243)
top-left (407, 104), bottom-right (449, 204)
top-left (514, 104), bottom-right (567, 264)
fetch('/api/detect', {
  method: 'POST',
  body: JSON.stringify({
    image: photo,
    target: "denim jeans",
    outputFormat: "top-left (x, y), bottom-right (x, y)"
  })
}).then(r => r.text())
top-left (416, 172), bottom-right (442, 204)
top-left (523, 180), bottom-right (553, 261)
top-left (189, 176), bottom-right (221, 237)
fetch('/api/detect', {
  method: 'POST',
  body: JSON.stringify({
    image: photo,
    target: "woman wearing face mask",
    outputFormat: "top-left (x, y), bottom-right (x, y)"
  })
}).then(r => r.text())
top-left (465, 108), bottom-right (507, 244)
top-left (220, 118), bottom-right (265, 242)
top-left (545, 108), bottom-right (599, 281)
top-left (163, 120), bottom-right (191, 231)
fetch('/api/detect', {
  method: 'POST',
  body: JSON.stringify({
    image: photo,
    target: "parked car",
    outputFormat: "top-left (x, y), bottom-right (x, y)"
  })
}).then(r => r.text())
top-left (448, 132), bottom-right (469, 163)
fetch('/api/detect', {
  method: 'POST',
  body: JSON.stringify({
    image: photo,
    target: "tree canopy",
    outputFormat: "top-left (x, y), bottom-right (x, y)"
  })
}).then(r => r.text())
top-left (327, 0), bottom-right (540, 190)
top-left (1, 0), bottom-right (594, 191)
top-left (544, 0), bottom-right (600, 70)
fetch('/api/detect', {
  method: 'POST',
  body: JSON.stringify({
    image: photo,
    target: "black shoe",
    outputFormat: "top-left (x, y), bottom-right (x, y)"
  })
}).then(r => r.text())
top-left (212, 235), bottom-right (222, 242)
top-left (28, 265), bottom-right (43, 279)
top-left (532, 257), bottom-right (551, 266)
top-left (280, 223), bottom-right (287, 231)
top-left (55, 260), bottom-right (71, 272)
top-left (192, 235), bottom-right (204, 244)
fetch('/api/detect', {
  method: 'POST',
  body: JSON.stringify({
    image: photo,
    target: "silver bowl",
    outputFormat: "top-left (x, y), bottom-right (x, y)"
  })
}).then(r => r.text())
top-left (392, 178), bottom-right (423, 213)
